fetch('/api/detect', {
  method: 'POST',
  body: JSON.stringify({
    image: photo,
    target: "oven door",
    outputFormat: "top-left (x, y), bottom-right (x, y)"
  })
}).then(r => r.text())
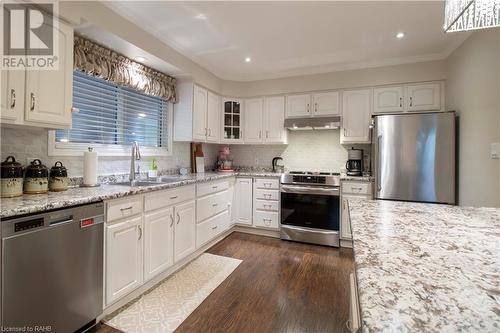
top-left (280, 185), bottom-right (340, 231)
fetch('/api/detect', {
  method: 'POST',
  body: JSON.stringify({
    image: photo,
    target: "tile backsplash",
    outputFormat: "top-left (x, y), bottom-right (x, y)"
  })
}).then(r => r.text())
top-left (226, 130), bottom-right (371, 173)
top-left (0, 126), bottom-right (216, 177)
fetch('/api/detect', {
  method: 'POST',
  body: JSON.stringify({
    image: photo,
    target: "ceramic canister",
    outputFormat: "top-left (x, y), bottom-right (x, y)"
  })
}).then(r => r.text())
top-left (1, 156), bottom-right (23, 198)
top-left (49, 161), bottom-right (68, 192)
top-left (24, 159), bottom-right (49, 194)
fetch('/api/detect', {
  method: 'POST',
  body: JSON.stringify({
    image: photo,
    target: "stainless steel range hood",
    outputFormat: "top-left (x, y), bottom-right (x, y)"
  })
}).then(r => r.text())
top-left (284, 116), bottom-right (341, 130)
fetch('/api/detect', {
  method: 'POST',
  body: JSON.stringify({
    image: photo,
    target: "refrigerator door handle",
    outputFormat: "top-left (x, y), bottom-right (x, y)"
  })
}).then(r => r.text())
top-left (376, 135), bottom-right (382, 192)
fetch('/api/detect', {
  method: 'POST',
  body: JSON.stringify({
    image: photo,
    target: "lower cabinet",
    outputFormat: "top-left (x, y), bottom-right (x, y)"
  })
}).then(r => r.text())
top-left (173, 200), bottom-right (196, 262)
top-left (340, 181), bottom-right (373, 243)
top-left (144, 206), bottom-right (174, 282)
top-left (196, 209), bottom-right (230, 248)
top-left (105, 215), bottom-right (143, 305)
top-left (252, 178), bottom-right (280, 230)
top-left (234, 178), bottom-right (253, 225)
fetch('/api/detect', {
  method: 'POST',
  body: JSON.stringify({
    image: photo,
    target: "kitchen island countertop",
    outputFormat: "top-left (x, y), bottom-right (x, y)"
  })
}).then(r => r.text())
top-left (0, 171), bottom-right (281, 219)
top-left (348, 199), bottom-right (500, 332)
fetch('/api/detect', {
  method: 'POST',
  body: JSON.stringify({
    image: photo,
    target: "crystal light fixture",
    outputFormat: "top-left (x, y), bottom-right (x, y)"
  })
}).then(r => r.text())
top-left (444, 0), bottom-right (500, 32)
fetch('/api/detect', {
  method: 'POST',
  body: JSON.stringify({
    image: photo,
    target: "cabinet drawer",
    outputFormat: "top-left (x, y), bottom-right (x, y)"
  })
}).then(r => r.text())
top-left (342, 182), bottom-right (373, 196)
top-left (144, 185), bottom-right (195, 212)
top-left (196, 209), bottom-right (229, 248)
top-left (253, 211), bottom-right (279, 230)
top-left (254, 199), bottom-right (279, 212)
top-left (254, 178), bottom-right (280, 190)
top-left (197, 180), bottom-right (229, 197)
top-left (106, 195), bottom-right (142, 222)
top-left (254, 189), bottom-right (279, 201)
top-left (196, 190), bottom-right (228, 222)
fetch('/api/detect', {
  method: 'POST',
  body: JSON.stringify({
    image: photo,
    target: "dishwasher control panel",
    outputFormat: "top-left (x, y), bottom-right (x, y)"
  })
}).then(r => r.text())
top-left (14, 218), bottom-right (44, 232)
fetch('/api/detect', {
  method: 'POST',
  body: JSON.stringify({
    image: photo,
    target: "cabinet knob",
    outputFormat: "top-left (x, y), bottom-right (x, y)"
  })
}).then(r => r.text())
top-left (399, 97), bottom-right (403, 108)
top-left (307, 103), bottom-right (310, 113)
top-left (409, 97), bottom-right (413, 107)
top-left (176, 212), bottom-right (180, 224)
top-left (138, 225), bottom-right (142, 240)
top-left (30, 93), bottom-right (35, 111)
top-left (315, 103), bottom-right (318, 113)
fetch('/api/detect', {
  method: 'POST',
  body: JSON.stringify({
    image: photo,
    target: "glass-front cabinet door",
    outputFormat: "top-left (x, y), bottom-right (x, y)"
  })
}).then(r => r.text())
top-left (221, 98), bottom-right (243, 143)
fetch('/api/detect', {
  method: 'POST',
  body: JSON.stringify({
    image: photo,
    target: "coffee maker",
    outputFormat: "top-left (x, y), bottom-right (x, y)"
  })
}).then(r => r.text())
top-left (346, 148), bottom-right (363, 176)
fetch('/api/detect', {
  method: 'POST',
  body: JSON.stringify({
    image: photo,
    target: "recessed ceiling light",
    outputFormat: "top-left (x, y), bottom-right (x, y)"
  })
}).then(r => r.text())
top-left (195, 13), bottom-right (207, 20)
top-left (396, 32), bottom-right (405, 39)
top-left (134, 56), bottom-right (147, 62)
top-left (245, 57), bottom-right (251, 63)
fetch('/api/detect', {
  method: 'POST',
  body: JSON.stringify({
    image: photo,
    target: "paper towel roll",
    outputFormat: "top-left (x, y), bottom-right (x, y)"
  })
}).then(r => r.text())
top-left (83, 148), bottom-right (98, 186)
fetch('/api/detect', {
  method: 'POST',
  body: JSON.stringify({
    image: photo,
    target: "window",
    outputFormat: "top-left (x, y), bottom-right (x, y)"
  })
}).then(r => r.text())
top-left (50, 70), bottom-right (171, 156)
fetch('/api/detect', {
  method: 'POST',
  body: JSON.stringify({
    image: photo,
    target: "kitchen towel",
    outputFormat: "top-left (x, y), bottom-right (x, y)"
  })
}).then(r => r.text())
top-left (83, 148), bottom-right (97, 186)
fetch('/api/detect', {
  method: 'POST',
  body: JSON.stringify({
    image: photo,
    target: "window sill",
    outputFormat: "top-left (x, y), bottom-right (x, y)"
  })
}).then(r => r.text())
top-left (47, 131), bottom-right (172, 157)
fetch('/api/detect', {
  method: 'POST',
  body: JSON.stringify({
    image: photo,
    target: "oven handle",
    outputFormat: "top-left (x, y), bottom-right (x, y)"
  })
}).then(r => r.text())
top-left (281, 184), bottom-right (339, 196)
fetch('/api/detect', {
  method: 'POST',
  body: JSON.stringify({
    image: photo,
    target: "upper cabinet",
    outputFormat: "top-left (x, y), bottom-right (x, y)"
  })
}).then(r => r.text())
top-left (341, 89), bottom-right (371, 144)
top-left (373, 82), bottom-right (442, 114)
top-left (406, 83), bottom-right (441, 112)
top-left (1, 20), bottom-right (73, 128)
top-left (222, 98), bottom-right (243, 143)
top-left (174, 83), bottom-right (220, 143)
top-left (373, 86), bottom-right (404, 114)
top-left (286, 94), bottom-right (311, 118)
top-left (312, 91), bottom-right (340, 117)
top-left (285, 91), bottom-right (340, 119)
top-left (264, 96), bottom-right (286, 144)
top-left (244, 98), bottom-right (264, 143)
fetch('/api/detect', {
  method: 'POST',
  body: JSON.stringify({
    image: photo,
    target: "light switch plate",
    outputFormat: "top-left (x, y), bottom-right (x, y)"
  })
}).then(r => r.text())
top-left (491, 143), bottom-right (500, 159)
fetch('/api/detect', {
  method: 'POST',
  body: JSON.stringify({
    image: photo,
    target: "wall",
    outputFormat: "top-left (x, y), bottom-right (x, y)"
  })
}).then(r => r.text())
top-left (221, 60), bottom-right (447, 97)
top-left (446, 29), bottom-right (500, 207)
top-left (226, 130), bottom-right (369, 173)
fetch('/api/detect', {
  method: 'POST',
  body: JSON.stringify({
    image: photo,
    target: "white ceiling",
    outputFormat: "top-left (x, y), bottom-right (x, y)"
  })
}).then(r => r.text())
top-left (105, 1), bottom-right (469, 82)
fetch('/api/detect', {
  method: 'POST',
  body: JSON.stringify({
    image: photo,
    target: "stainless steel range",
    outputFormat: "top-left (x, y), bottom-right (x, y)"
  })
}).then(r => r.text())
top-left (280, 171), bottom-right (340, 247)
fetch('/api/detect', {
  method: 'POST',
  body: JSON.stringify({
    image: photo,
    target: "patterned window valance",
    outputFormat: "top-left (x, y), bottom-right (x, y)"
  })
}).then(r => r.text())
top-left (73, 35), bottom-right (177, 102)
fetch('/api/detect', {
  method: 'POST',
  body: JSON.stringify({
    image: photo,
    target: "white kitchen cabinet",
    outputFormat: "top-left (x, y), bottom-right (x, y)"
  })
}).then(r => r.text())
top-left (173, 200), bottom-right (196, 262)
top-left (222, 98), bottom-right (244, 143)
top-left (0, 70), bottom-right (24, 122)
top-left (312, 91), bottom-right (340, 116)
top-left (341, 89), bottom-right (371, 144)
top-left (0, 20), bottom-right (73, 128)
top-left (207, 91), bottom-right (220, 142)
top-left (192, 85), bottom-right (208, 141)
top-left (373, 86), bottom-right (404, 114)
top-left (244, 98), bottom-right (264, 143)
top-left (406, 83), bottom-right (441, 112)
top-left (286, 94), bottom-right (311, 118)
top-left (144, 206), bottom-right (174, 282)
top-left (174, 83), bottom-right (220, 143)
top-left (264, 96), bottom-right (286, 143)
top-left (106, 215), bottom-right (143, 305)
top-left (234, 178), bottom-right (253, 225)
top-left (252, 178), bottom-right (280, 230)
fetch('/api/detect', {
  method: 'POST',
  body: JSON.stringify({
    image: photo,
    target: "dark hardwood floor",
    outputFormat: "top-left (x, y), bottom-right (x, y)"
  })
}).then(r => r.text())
top-left (95, 232), bottom-right (354, 333)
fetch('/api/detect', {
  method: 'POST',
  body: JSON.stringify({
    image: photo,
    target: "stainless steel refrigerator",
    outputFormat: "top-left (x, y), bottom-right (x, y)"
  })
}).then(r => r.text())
top-left (372, 111), bottom-right (456, 204)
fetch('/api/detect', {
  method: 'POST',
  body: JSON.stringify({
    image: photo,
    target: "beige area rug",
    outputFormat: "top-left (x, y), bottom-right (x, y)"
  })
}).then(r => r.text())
top-left (104, 253), bottom-right (242, 333)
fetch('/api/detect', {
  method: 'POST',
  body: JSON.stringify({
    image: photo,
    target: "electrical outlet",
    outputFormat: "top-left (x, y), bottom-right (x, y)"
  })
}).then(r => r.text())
top-left (491, 143), bottom-right (500, 159)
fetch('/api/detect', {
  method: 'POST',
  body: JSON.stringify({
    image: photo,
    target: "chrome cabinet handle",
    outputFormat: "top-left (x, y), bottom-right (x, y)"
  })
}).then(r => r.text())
top-left (176, 212), bottom-right (180, 224)
top-left (212, 225), bottom-right (218, 230)
top-left (344, 128), bottom-right (347, 136)
top-left (307, 103), bottom-right (310, 113)
top-left (170, 214), bottom-right (174, 227)
top-left (170, 195), bottom-right (178, 200)
top-left (10, 89), bottom-right (15, 108)
top-left (212, 185), bottom-right (218, 189)
top-left (315, 103), bottom-right (318, 112)
top-left (30, 93), bottom-right (35, 111)
top-left (212, 203), bottom-right (218, 207)
top-left (120, 206), bottom-right (133, 211)
top-left (138, 225), bottom-right (142, 240)
top-left (399, 97), bottom-right (403, 108)
top-left (409, 96), bottom-right (413, 107)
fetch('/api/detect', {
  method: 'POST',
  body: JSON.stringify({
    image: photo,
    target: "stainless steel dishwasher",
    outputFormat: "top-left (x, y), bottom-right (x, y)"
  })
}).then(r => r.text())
top-left (1, 202), bottom-right (104, 332)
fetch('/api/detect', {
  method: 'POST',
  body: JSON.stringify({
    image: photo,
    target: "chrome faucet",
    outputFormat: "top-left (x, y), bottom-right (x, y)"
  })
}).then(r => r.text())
top-left (129, 141), bottom-right (142, 182)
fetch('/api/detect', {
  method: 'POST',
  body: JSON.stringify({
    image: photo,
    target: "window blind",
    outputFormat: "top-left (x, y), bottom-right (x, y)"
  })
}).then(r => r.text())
top-left (56, 70), bottom-right (168, 148)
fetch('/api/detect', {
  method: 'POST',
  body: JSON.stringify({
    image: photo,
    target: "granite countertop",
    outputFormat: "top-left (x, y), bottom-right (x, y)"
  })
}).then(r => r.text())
top-left (0, 171), bottom-right (281, 219)
top-left (348, 199), bottom-right (500, 332)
